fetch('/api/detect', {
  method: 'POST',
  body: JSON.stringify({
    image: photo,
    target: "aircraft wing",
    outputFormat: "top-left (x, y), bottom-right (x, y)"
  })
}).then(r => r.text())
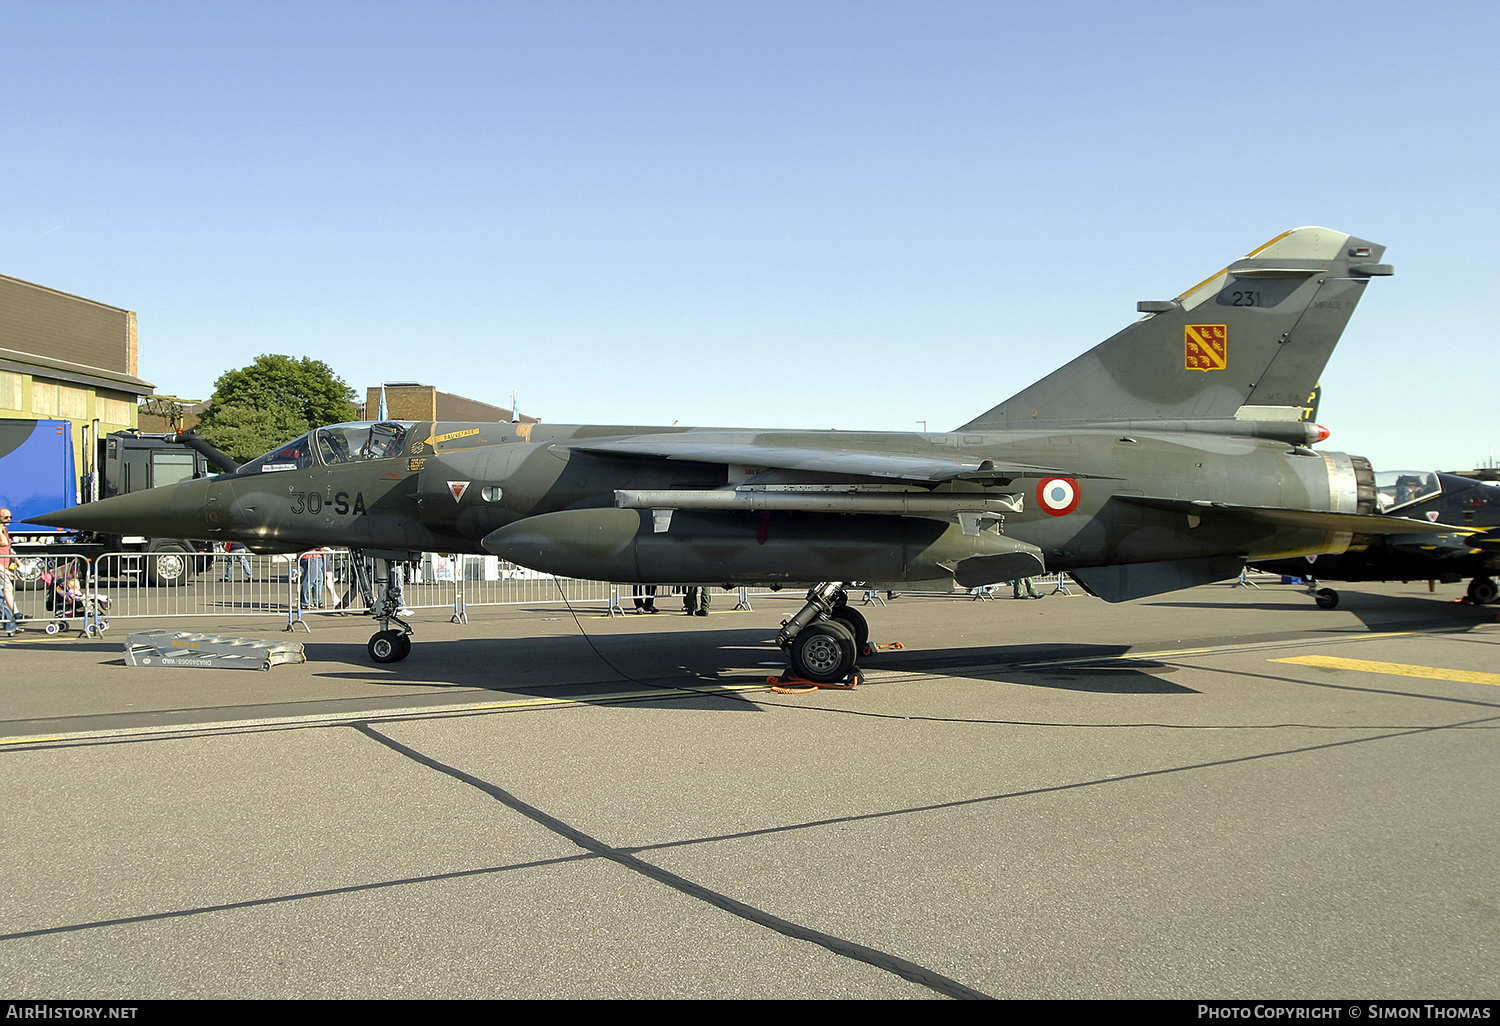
top-left (1114, 496), bottom-right (1483, 537)
top-left (567, 436), bottom-right (1086, 484)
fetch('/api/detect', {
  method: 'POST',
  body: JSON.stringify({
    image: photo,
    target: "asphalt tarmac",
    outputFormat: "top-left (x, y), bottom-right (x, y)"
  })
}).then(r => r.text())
top-left (1, 578), bottom-right (1496, 999)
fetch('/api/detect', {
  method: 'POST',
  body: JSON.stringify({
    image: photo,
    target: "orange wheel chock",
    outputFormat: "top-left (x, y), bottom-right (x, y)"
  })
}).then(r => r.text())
top-left (767, 672), bottom-right (861, 693)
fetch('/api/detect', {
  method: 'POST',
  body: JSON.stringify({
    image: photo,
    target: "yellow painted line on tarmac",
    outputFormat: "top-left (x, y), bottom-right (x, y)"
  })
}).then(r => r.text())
top-left (1, 736), bottom-right (66, 746)
top-left (468, 682), bottom-right (768, 711)
top-left (1015, 630), bottom-right (1444, 672)
top-left (1272, 655), bottom-right (1500, 687)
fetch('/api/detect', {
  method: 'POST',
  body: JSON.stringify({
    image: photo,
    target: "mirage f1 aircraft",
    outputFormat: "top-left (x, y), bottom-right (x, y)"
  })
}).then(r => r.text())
top-left (33, 227), bottom-right (1448, 681)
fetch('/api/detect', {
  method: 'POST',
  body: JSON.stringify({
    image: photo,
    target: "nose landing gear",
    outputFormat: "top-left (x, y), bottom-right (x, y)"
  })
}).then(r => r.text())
top-left (360, 553), bottom-right (414, 663)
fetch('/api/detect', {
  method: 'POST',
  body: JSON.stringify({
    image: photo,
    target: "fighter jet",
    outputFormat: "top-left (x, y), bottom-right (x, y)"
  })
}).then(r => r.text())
top-left (1256, 470), bottom-right (1500, 607)
top-left (32, 226), bottom-right (1446, 680)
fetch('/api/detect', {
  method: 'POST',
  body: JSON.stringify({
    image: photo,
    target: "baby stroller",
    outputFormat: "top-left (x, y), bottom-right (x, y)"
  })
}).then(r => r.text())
top-left (40, 568), bottom-right (111, 637)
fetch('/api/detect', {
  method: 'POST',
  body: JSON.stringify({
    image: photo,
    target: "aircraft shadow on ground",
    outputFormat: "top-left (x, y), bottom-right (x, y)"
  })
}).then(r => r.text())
top-left (312, 630), bottom-right (1196, 698)
top-left (1148, 588), bottom-right (1498, 632)
top-left (310, 625), bottom-right (789, 707)
top-left (868, 643), bottom-right (1197, 693)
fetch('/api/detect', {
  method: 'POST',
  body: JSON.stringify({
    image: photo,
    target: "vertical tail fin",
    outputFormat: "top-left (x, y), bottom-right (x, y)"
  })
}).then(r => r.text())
top-left (960, 227), bottom-right (1391, 431)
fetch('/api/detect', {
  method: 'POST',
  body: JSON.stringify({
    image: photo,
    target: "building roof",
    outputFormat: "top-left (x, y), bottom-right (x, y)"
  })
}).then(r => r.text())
top-left (0, 345), bottom-right (155, 397)
top-left (0, 272), bottom-right (153, 396)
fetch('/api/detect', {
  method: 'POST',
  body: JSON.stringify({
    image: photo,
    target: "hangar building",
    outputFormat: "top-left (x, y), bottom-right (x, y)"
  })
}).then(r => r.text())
top-left (0, 272), bottom-right (154, 471)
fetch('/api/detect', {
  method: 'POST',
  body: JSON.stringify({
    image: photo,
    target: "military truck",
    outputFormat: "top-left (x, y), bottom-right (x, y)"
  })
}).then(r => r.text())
top-left (1, 419), bottom-right (236, 586)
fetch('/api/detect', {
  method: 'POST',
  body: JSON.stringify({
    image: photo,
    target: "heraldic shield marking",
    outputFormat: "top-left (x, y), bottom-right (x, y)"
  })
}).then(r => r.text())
top-left (1184, 324), bottom-right (1227, 371)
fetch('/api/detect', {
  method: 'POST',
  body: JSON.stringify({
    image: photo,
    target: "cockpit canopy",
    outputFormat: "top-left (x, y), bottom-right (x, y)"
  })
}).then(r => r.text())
top-left (1375, 470), bottom-right (1440, 511)
top-left (237, 422), bottom-right (412, 475)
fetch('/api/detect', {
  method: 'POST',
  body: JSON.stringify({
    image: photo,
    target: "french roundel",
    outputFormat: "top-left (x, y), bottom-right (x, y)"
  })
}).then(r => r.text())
top-left (1036, 477), bottom-right (1081, 516)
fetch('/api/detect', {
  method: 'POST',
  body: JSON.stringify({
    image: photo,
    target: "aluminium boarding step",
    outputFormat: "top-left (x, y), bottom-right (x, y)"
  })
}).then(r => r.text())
top-left (125, 630), bottom-right (307, 671)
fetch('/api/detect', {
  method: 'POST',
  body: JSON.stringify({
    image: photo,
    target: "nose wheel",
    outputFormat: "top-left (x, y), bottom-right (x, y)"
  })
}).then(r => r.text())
top-left (368, 629), bottom-right (412, 663)
top-left (1301, 577), bottom-right (1340, 609)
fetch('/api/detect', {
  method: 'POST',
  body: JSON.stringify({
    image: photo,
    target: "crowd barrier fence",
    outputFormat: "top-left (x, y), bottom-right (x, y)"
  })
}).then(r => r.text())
top-left (2, 548), bottom-right (1093, 635)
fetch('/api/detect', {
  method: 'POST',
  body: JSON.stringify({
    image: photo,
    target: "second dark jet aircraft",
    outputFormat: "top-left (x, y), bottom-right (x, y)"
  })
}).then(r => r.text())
top-left (35, 226), bottom-right (1448, 680)
top-left (1257, 469), bottom-right (1500, 608)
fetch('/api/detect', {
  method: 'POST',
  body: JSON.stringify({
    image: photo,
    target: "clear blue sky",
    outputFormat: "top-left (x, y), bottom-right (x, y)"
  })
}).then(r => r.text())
top-left (4, 0), bottom-right (1496, 471)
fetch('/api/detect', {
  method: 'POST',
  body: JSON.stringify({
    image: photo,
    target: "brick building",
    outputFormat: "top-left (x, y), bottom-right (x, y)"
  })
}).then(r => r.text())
top-left (363, 383), bottom-right (539, 424)
top-left (0, 272), bottom-right (154, 469)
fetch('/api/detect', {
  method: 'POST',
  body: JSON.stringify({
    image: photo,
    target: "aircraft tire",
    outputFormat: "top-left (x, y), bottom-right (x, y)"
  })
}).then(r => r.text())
top-left (828, 606), bottom-right (869, 653)
top-left (1467, 577), bottom-right (1499, 605)
top-left (368, 630), bottom-right (407, 663)
top-left (1315, 588), bottom-right (1339, 609)
top-left (789, 621), bottom-right (857, 683)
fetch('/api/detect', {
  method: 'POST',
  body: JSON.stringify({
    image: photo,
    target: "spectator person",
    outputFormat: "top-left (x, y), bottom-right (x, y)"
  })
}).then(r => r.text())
top-left (390, 561), bottom-right (410, 616)
top-left (299, 547), bottom-right (331, 608)
top-left (220, 541), bottom-right (253, 582)
top-left (0, 508), bottom-right (16, 627)
top-left (0, 567), bottom-right (14, 635)
top-left (60, 575), bottom-right (86, 613)
top-left (323, 559), bottom-right (340, 609)
top-left (1010, 576), bottom-right (1043, 599)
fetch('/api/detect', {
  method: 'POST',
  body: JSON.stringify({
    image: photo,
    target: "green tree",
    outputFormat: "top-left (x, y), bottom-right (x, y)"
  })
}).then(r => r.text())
top-left (196, 355), bottom-right (357, 462)
top-left (196, 401), bottom-right (310, 464)
top-left (204, 354), bottom-right (357, 426)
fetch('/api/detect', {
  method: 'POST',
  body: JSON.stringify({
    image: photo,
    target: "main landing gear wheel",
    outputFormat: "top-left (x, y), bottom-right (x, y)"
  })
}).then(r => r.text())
top-left (1314, 588), bottom-right (1339, 609)
top-left (788, 621), bottom-right (857, 684)
top-left (1467, 577), bottom-right (1499, 605)
top-left (368, 629), bottom-right (411, 663)
top-left (829, 604), bottom-right (869, 654)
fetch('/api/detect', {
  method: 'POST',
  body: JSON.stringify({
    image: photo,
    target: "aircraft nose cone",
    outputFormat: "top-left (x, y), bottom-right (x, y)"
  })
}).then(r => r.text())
top-left (26, 479), bottom-right (217, 538)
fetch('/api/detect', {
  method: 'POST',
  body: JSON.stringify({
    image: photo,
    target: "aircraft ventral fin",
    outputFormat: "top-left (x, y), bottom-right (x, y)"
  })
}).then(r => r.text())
top-left (569, 437), bottom-right (1085, 484)
top-left (1071, 556), bottom-right (1246, 603)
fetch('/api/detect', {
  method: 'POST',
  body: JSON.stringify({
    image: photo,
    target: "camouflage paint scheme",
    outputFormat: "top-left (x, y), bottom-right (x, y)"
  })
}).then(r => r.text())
top-left (36, 227), bottom-right (1441, 607)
